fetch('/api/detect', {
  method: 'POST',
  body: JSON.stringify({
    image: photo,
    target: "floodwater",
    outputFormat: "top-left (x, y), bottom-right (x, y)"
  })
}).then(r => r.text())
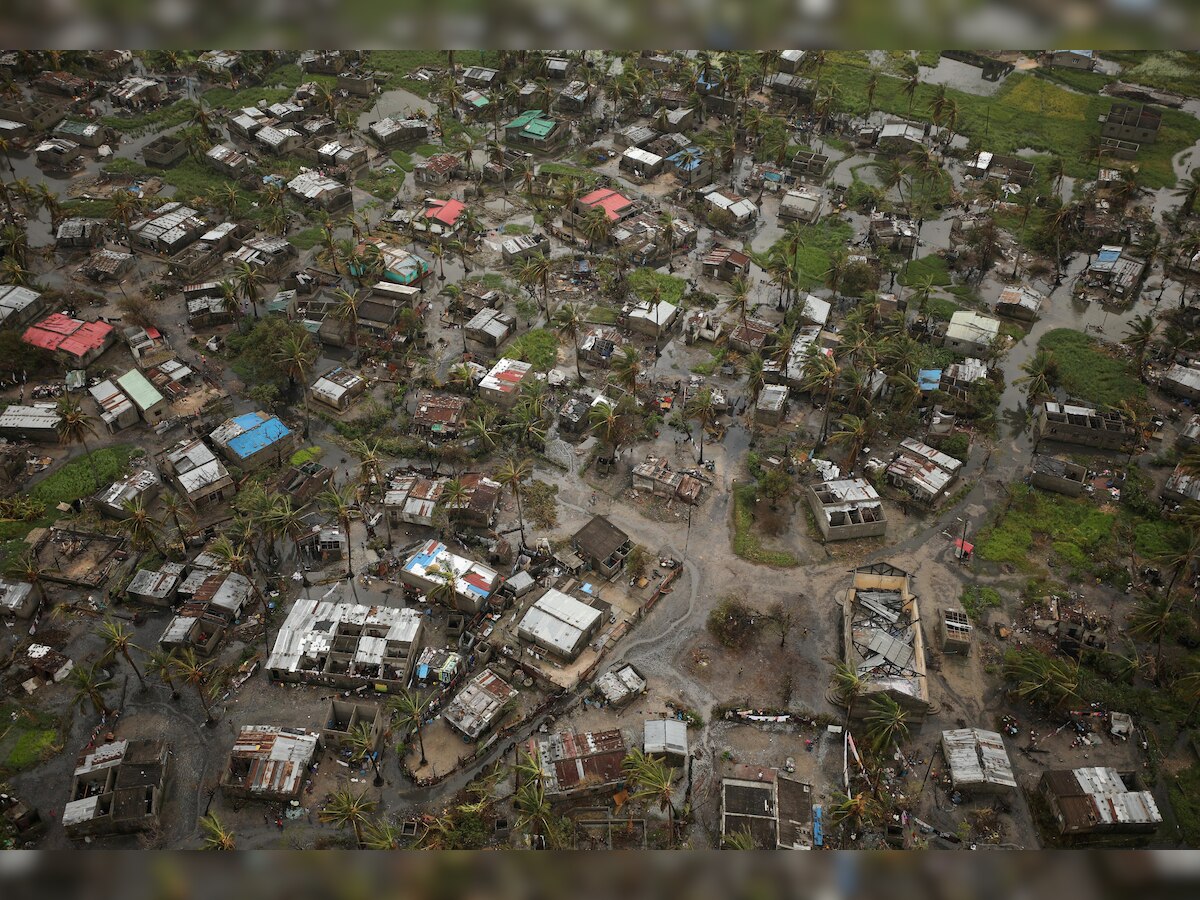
top-left (918, 56), bottom-right (1008, 97)
top-left (356, 87), bottom-right (435, 130)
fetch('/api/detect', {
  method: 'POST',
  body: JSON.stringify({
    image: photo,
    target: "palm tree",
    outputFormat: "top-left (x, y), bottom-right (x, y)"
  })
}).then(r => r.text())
top-left (828, 790), bottom-right (881, 829)
top-left (346, 721), bottom-right (384, 786)
top-left (318, 485), bottom-right (358, 578)
top-left (831, 661), bottom-right (867, 718)
top-left (1015, 349), bottom-right (1057, 407)
top-left (863, 694), bottom-right (909, 754)
top-left (555, 302), bottom-right (585, 381)
top-left (55, 397), bottom-right (100, 486)
top-left (147, 648), bottom-right (180, 699)
top-left (320, 788), bottom-right (377, 847)
top-left (513, 776), bottom-right (556, 846)
top-left (69, 662), bottom-right (115, 718)
top-left (588, 399), bottom-right (629, 463)
top-left (330, 288), bottom-right (364, 348)
top-left (389, 688), bottom-right (432, 765)
top-left (1177, 666), bottom-right (1200, 726)
top-left (274, 330), bottom-right (317, 436)
top-left (801, 350), bottom-right (841, 446)
top-left (623, 749), bottom-right (678, 847)
top-left (98, 617), bottom-right (146, 689)
top-left (1123, 314), bottom-right (1157, 379)
top-left (829, 413), bottom-right (871, 473)
top-left (362, 817), bottom-right (408, 849)
top-left (465, 411), bottom-right (500, 451)
top-left (199, 814), bottom-right (236, 850)
top-left (684, 388), bottom-right (717, 464)
top-left (171, 647), bottom-right (217, 725)
top-left (612, 345), bottom-right (642, 396)
top-left (1174, 173), bottom-right (1200, 218)
top-left (1129, 593), bottom-right (1176, 681)
top-left (726, 275), bottom-right (751, 326)
top-left (118, 497), bottom-right (166, 556)
top-left (1003, 650), bottom-right (1080, 709)
top-left (902, 71), bottom-right (921, 114)
top-left (6, 550), bottom-right (52, 615)
top-left (516, 253), bottom-right (553, 317)
top-left (495, 456), bottom-right (532, 547)
top-left (234, 259), bottom-right (266, 319)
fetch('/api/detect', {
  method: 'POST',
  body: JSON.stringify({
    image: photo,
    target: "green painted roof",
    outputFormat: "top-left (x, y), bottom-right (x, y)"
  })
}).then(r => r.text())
top-left (116, 368), bottom-right (164, 412)
top-left (506, 109), bottom-right (544, 129)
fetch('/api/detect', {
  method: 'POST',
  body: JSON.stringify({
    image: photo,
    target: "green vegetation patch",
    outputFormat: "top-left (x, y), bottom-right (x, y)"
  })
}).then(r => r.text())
top-left (100, 100), bottom-right (197, 134)
top-left (628, 268), bottom-right (687, 306)
top-left (502, 328), bottom-right (559, 371)
top-left (731, 483), bottom-right (799, 568)
top-left (367, 51), bottom-right (501, 96)
top-left (1107, 51), bottom-right (1200, 98)
top-left (755, 218), bottom-right (854, 293)
top-left (975, 484), bottom-right (1114, 572)
top-left (290, 226), bottom-right (326, 251)
top-left (1, 446), bottom-right (134, 544)
top-left (1037, 328), bottom-right (1145, 407)
top-left (537, 162), bottom-right (603, 186)
top-left (290, 446), bottom-right (324, 466)
top-left (0, 703), bottom-right (63, 777)
top-left (1170, 764), bottom-right (1200, 848)
top-left (960, 585), bottom-right (1002, 620)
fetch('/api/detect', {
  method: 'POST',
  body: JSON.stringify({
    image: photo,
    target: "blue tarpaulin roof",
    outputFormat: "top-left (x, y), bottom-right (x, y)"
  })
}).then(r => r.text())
top-left (918, 369), bottom-right (942, 391)
top-left (1097, 247), bottom-right (1121, 264)
top-left (227, 414), bottom-right (291, 459)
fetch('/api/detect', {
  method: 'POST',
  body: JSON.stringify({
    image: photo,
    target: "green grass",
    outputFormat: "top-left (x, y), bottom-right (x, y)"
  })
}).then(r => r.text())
top-left (1037, 328), bottom-right (1145, 407)
top-left (414, 144), bottom-right (440, 158)
top-left (367, 51), bottom-right (502, 95)
top-left (1033, 67), bottom-right (1113, 95)
top-left (1105, 51), bottom-right (1200, 98)
top-left (289, 446), bottom-right (324, 466)
top-left (1170, 764), bottom-right (1200, 847)
top-left (538, 162), bottom-right (603, 186)
top-left (754, 218), bottom-right (854, 293)
top-left (628, 268), bottom-right (687, 306)
top-left (390, 150), bottom-right (415, 172)
top-left (975, 484), bottom-right (1115, 573)
top-left (500, 223), bottom-right (532, 235)
top-left (899, 254), bottom-right (952, 287)
top-left (106, 157), bottom-right (262, 219)
top-left (960, 585), bottom-right (1002, 620)
top-left (100, 99), bottom-right (197, 134)
top-left (202, 64), bottom-right (336, 109)
top-left (819, 57), bottom-right (1200, 189)
top-left (731, 483), bottom-right (799, 568)
top-left (0, 445), bottom-right (135, 548)
top-left (290, 226), bottom-right (326, 251)
top-left (584, 305), bottom-right (619, 325)
top-left (0, 702), bottom-right (63, 776)
top-left (502, 328), bottom-right (559, 371)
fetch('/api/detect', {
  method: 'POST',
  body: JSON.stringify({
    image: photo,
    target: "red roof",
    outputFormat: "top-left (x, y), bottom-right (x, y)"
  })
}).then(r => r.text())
top-left (145, 326), bottom-right (161, 339)
top-left (22, 315), bottom-right (113, 358)
top-left (424, 198), bottom-right (465, 226)
top-left (579, 188), bottom-right (633, 221)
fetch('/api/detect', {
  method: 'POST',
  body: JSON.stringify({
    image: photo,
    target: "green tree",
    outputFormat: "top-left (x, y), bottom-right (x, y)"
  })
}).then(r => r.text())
top-left (320, 788), bottom-right (377, 847)
top-left (200, 814), bottom-right (236, 850)
top-left (98, 617), bottom-right (146, 689)
top-left (69, 662), bottom-right (115, 718)
top-left (684, 387), bottom-right (717, 464)
top-left (389, 688), bottom-right (432, 766)
top-left (55, 396), bottom-right (100, 487)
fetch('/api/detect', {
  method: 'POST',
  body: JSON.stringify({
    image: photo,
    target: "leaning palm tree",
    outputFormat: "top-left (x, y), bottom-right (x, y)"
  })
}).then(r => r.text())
top-left (362, 817), bottom-right (408, 849)
top-left (1003, 649), bottom-right (1080, 709)
top-left (722, 827), bottom-right (758, 849)
top-left (320, 788), bottom-right (377, 847)
top-left (624, 750), bottom-right (678, 847)
top-left (118, 497), bottom-right (166, 556)
top-left (495, 456), bottom-right (532, 548)
top-left (513, 774), bottom-right (557, 847)
top-left (863, 694), bottom-right (909, 754)
top-left (331, 288), bottom-right (364, 348)
top-left (1015, 349), bottom-right (1057, 407)
top-left (611, 345), bottom-right (642, 396)
top-left (171, 647), bottom-right (216, 725)
top-left (147, 647), bottom-right (180, 699)
top-left (6, 550), bottom-right (52, 617)
top-left (831, 660), bottom-right (867, 718)
top-left (828, 413), bottom-right (871, 473)
top-left (69, 662), bottom-right (115, 718)
top-left (389, 688), bottom-right (432, 766)
top-left (55, 397), bottom-right (100, 487)
top-left (234, 259), bottom-right (267, 319)
top-left (98, 617), bottom-right (146, 689)
top-left (1129, 592), bottom-right (1177, 682)
top-left (199, 814), bottom-right (236, 850)
top-left (726, 275), bottom-right (751, 326)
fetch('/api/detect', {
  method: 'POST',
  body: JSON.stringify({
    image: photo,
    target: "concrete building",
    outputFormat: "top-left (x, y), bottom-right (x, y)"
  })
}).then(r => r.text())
top-left (126, 563), bottom-right (183, 607)
top-left (699, 185), bottom-right (758, 227)
top-left (34, 137), bottom-right (81, 168)
top-left (500, 233), bottom-right (551, 263)
top-left (79, 248), bottom-right (135, 282)
top-left (885, 437), bottom-right (963, 505)
top-left (0, 285), bottom-right (45, 330)
top-left (95, 469), bottom-right (161, 518)
top-left (996, 285), bottom-right (1044, 321)
top-left (142, 133), bottom-right (187, 167)
top-left (779, 186), bottom-right (824, 223)
top-left (115, 369), bottom-right (167, 424)
top-left (22, 313), bottom-right (115, 367)
top-left (620, 298), bottom-right (678, 338)
top-left (1164, 465), bottom-right (1200, 505)
top-left (528, 729), bottom-right (627, 800)
top-left (412, 197), bottom-right (466, 242)
top-left (479, 357), bottom-right (534, 408)
top-left (221, 726), bottom-right (321, 804)
top-left (756, 384), bottom-right (789, 425)
top-left (465, 307), bottom-right (515, 347)
top-left (55, 119), bottom-right (105, 148)
top-left (89, 379), bottom-right (137, 433)
top-left (566, 188), bottom-right (640, 230)
top-left (1029, 455), bottom-right (1089, 497)
top-left (619, 146), bottom-right (665, 179)
top-left (767, 72), bottom-right (814, 101)
top-left (701, 245), bottom-right (752, 282)
top-left (944, 310), bottom-right (1001, 356)
top-left (162, 438), bottom-right (236, 508)
top-left (1043, 50), bottom-right (1096, 70)
top-left (1040, 767), bottom-right (1161, 838)
top-left (411, 389), bottom-right (468, 439)
top-left (400, 539), bottom-right (500, 613)
top-left (721, 770), bottom-right (813, 850)
top-left (110, 76), bottom-right (166, 107)
top-left (594, 664), bottom-right (647, 707)
top-left (0, 577), bottom-right (36, 619)
top-left (443, 668), bottom-right (518, 740)
top-left (517, 587), bottom-right (604, 661)
top-left (791, 149), bottom-right (829, 181)
top-left (205, 143), bottom-right (254, 175)
top-left (129, 202), bottom-right (207, 255)
top-left (841, 563), bottom-right (930, 720)
top-left (1100, 102), bottom-right (1162, 145)
top-left (572, 515), bottom-right (632, 579)
top-left (159, 569), bottom-right (253, 656)
top-left (1160, 363), bottom-right (1200, 402)
top-left (504, 109), bottom-right (567, 152)
top-left (54, 218), bottom-right (104, 250)
top-left (210, 411), bottom-right (295, 471)
top-left (322, 700), bottom-right (385, 750)
top-left (63, 739), bottom-right (169, 839)
top-left (941, 728), bottom-right (1017, 793)
top-left (309, 366), bottom-right (367, 411)
top-left (806, 478), bottom-right (887, 541)
top-left (287, 170), bottom-right (352, 209)
top-left (631, 455), bottom-right (703, 504)
top-left (268, 600), bottom-right (424, 692)
top-left (644, 718), bottom-right (688, 762)
top-left (1037, 402), bottom-right (1136, 451)
top-left (0, 403), bottom-right (60, 442)
top-left (368, 116), bottom-right (429, 147)
top-left (1085, 245), bottom-right (1146, 300)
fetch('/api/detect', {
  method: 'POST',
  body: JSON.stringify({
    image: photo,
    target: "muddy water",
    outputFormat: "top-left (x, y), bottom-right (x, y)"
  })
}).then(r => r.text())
top-left (918, 57), bottom-right (1008, 97)
top-left (357, 87), bottom-right (435, 130)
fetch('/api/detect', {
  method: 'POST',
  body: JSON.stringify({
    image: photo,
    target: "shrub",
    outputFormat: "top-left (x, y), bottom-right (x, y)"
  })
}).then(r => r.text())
top-left (706, 596), bottom-right (758, 649)
top-left (960, 585), bottom-right (1002, 620)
